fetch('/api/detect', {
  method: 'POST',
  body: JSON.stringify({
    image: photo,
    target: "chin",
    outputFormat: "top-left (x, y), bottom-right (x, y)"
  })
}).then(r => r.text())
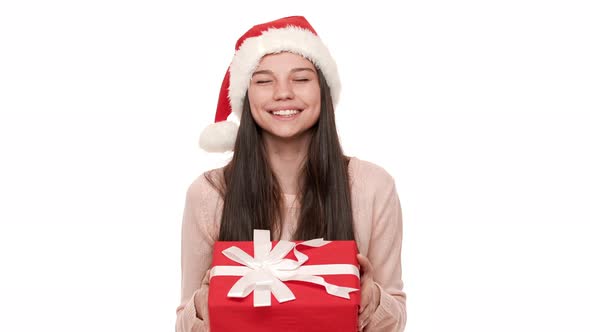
top-left (268, 130), bottom-right (313, 142)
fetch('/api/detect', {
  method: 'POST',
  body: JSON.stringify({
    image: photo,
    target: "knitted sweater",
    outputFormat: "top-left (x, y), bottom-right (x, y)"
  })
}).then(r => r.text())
top-left (175, 157), bottom-right (406, 331)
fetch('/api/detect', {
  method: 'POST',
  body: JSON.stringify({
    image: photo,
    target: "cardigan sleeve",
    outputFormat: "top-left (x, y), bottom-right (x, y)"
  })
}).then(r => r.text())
top-left (175, 175), bottom-right (218, 332)
top-left (365, 172), bottom-right (407, 331)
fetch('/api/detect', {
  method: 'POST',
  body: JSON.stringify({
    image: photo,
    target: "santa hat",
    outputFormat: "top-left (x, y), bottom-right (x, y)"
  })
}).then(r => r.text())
top-left (199, 16), bottom-right (341, 153)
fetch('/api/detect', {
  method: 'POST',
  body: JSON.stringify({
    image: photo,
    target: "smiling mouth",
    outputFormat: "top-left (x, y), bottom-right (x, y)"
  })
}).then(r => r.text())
top-left (268, 109), bottom-right (302, 117)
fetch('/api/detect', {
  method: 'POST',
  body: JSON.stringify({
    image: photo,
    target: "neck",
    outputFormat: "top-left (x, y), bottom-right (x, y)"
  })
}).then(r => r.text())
top-left (262, 133), bottom-right (311, 195)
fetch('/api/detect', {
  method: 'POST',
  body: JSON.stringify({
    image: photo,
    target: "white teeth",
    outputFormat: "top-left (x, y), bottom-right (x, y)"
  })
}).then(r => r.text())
top-left (272, 109), bottom-right (300, 116)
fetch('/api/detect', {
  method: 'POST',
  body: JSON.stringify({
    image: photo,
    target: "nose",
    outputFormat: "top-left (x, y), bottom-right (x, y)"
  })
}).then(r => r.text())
top-left (273, 79), bottom-right (294, 100)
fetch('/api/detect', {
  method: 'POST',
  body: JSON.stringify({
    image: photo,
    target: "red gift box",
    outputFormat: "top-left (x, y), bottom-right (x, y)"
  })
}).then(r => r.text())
top-left (208, 230), bottom-right (361, 332)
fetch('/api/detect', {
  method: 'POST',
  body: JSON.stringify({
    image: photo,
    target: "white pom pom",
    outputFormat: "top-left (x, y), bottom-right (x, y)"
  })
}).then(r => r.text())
top-left (199, 121), bottom-right (239, 153)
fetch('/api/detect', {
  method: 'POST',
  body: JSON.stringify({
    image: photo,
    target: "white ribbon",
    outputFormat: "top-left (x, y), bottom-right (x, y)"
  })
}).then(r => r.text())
top-left (210, 229), bottom-right (360, 307)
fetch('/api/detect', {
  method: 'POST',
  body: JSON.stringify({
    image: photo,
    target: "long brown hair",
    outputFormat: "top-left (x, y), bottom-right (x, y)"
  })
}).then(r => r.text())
top-left (206, 69), bottom-right (354, 241)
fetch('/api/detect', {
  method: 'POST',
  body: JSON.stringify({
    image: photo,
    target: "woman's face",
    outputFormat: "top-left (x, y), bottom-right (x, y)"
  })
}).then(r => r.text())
top-left (247, 52), bottom-right (321, 143)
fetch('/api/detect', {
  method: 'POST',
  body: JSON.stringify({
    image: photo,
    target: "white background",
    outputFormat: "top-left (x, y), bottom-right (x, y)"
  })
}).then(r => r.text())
top-left (1, 0), bottom-right (589, 331)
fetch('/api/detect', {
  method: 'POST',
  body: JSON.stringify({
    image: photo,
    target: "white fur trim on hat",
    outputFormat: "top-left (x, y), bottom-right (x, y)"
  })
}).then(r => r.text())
top-left (228, 26), bottom-right (341, 117)
top-left (198, 120), bottom-right (239, 153)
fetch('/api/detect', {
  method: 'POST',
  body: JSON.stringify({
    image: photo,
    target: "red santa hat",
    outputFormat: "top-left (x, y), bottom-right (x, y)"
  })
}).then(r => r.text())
top-left (199, 16), bottom-right (341, 152)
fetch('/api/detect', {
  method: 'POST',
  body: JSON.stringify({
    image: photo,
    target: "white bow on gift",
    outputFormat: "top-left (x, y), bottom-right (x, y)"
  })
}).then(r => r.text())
top-left (209, 229), bottom-right (360, 307)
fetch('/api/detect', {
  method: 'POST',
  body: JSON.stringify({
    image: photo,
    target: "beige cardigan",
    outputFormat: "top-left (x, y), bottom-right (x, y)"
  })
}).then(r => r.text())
top-left (175, 157), bottom-right (406, 331)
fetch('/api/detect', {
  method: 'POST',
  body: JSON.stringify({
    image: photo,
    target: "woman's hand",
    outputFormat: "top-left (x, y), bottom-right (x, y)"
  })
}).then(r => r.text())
top-left (357, 254), bottom-right (380, 331)
top-left (194, 269), bottom-right (211, 329)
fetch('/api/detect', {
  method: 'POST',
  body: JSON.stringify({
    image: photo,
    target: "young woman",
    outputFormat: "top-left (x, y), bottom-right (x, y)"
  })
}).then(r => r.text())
top-left (175, 16), bottom-right (406, 332)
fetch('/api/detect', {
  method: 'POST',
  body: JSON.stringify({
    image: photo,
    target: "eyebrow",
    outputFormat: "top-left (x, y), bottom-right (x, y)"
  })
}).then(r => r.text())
top-left (252, 67), bottom-right (316, 76)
